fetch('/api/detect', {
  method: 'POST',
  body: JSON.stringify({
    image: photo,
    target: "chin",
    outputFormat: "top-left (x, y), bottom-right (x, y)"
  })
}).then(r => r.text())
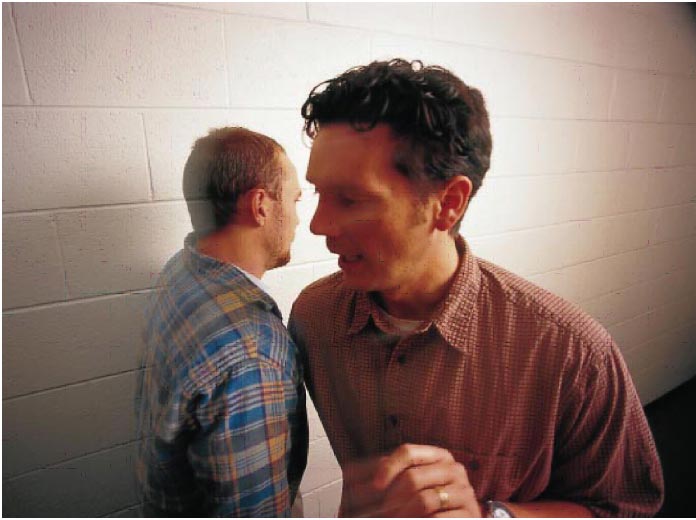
top-left (340, 271), bottom-right (383, 292)
top-left (270, 251), bottom-right (291, 270)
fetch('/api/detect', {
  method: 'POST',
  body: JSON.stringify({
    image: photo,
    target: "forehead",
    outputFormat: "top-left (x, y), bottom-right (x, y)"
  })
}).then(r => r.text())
top-left (306, 124), bottom-right (409, 193)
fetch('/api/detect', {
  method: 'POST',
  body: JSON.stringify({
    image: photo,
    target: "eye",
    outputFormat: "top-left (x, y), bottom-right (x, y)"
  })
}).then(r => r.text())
top-left (337, 195), bottom-right (357, 207)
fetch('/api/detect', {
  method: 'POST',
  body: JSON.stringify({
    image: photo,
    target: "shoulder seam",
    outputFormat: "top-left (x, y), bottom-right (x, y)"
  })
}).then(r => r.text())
top-left (478, 260), bottom-right (610, 350)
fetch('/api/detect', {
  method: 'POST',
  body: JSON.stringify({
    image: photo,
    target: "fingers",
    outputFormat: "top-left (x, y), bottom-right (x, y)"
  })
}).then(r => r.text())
top-left (340, 445), bottom-right (480, 518)
top-left (386, 459), bottom-right (458, 498)
top-left (406, 484), bottom-right (463, 516)
top-left (398, 479), bottom-right (479, 517)
top-left (372, 443), bottom-right (455, 490)
top-left (379, 461), bottom-right (478, 517)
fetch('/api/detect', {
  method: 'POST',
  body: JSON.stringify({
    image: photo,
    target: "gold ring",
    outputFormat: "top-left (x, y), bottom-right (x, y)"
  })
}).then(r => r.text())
top-left (435, 487), bottom-right (450, 509)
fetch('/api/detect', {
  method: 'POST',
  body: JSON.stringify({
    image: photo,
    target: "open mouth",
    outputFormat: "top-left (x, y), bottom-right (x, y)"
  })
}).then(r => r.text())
top-left (338, 254), bottom-right (364, 269)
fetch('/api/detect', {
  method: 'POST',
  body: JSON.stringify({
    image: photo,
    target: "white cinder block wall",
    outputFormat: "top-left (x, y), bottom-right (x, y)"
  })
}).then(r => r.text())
top-left (3, 3), bottom-right (695, 517)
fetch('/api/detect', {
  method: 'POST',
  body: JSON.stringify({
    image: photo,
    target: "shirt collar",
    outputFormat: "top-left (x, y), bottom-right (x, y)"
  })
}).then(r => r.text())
top-left (182, 232), bottom-right (281, 317)
top-left (347, 235), bottom-right (481, 354)
top-left (235, 265), bottom-right (271, 295)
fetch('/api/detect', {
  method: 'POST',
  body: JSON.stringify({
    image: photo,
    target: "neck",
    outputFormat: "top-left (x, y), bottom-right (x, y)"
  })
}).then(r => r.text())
top-left (376, 235), bottom-right (461, 321)
top-left (196, 225), bottom-right (268, 279)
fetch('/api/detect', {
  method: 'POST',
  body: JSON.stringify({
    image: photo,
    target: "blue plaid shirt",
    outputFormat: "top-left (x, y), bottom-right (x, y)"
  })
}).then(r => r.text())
top-left (137, 234), bottom-right (308, 516)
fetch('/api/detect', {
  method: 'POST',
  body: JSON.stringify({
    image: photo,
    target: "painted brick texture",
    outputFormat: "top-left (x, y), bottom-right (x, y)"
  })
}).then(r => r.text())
top-left (3, 3), bottom-right (695, 517)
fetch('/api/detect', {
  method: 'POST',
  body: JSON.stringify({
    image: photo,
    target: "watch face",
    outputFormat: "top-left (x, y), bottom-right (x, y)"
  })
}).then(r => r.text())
top-left (488, 501), bottom-right (514, 518)
top-left (491, 507), bottom-right (512, 518)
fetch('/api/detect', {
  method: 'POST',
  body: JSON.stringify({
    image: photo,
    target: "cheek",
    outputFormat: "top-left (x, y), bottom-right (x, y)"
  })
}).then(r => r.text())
top-left (355, 225), bottom-right (400, 258)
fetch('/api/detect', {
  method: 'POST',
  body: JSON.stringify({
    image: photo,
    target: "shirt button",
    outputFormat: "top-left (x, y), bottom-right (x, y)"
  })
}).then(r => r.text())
top-left (389, 415), bottom-right (398, 426)
top-left (397, 354), bottom-right (406, 364)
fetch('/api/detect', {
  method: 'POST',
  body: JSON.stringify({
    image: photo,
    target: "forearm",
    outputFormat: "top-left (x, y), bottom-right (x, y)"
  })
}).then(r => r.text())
top-left (502, 500), bottom-right (593, 518)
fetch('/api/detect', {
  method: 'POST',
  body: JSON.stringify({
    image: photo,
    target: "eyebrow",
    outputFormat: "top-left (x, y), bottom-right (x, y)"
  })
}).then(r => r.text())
top-left (310, 182), bottom-right (381, 198)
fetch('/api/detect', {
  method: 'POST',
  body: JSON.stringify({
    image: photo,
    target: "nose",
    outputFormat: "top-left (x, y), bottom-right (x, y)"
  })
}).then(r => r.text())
top-left (309, 198), bottom-right (337, 237)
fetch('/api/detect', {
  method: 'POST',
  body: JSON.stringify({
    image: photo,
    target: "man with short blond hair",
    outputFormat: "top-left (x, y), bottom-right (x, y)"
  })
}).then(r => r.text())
top-left (138, 127), bottom-right (307, 517)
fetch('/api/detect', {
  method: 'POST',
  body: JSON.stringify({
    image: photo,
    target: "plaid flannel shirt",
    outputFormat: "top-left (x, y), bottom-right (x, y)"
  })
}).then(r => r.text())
top-left (137, 234), bottom-right (308, 517)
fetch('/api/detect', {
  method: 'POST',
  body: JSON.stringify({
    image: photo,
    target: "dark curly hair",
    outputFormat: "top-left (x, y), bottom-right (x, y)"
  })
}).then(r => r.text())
top-left (301, 59), bottom-right (492, 232)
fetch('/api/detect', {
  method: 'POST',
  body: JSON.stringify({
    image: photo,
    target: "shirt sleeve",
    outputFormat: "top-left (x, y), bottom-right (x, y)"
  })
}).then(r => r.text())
top-left (545, 339), bottom-right (664, 517)
top-left (189, 358), bottom-right (298, 517)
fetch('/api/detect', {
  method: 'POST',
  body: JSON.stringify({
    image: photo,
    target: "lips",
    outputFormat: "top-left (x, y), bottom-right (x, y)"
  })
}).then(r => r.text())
top-left (339, 254), bottom-right (362, 263)
top-left (327, 240), bottom-right (364, 268)
top-left (337, 253), bottom-right (364, 271)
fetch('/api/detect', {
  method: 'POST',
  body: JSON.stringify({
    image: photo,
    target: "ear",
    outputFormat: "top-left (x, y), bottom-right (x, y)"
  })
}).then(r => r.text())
top-left (433, 176), bottom-right (473, 232)
top-left (246, 188), bottom-right (272, 226)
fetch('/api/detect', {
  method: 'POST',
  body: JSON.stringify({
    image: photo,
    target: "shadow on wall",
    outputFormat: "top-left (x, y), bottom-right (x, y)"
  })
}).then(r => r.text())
top-left (2, 127), bottom-right (196, 517)
top-left (2, 102), bottom-right (323, 516)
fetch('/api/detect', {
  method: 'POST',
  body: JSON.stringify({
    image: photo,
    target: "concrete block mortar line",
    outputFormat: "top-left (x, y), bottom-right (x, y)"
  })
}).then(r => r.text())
top-left (415, 20), bottom-right (696, 79)
top-left (491, 114), bottom-right (696, 125)
top-left (2, 198), bottom-right (188, 218)
top-left (468, 200), bottom-right (696, 242)
top-left (534, 236), bottom-right (695, 287)
top-left (143, 1), bottom-right (304, 23)
top-left (570, 235), bottom-right (696, 303)
top-left (3, 166), bottom-right (690, 219)
top-left (1, 438), bottom-right (140, 484)
top-left (619, 114), bottom-right (632, 171)
top-left (655, 76), bottom-right (670, 123)
top-left (301, 7), bottom-right (414, 40)
top-left (10, 3), bottom-right (34, 104)
top-left (606, 69), bottom-right (619, 126)
top-left (570, 119), bottom-right (582, 173)
top-left (636, 372), bottom-right (696, 408)
top-left (4, 104), bottom-right (693, 126)
top-left (1, 247), bottom-right (334, 314)
top-left (429, 2), bottom-right (435, 38)
top-left (140, 113), bottom-right (155, 201)
top-left (0, 104), bottom-right (301, 111)
top-left (303, 477), bottom-right (343, 498)
top-left (48, 212), bottom-right (71, 302)
top-left (513, 234), bottom-right (691, 281)
top-left (131, 0), bottom-right (695, 82)
top-left (2, 287), bottom-right (154, 316)
top-left (609, 291), bottom-right (696, 338)
top-left (221, 14), bottom-right (231, 107)
top-left (581, 264), bottom-right (694, 315)
top-left (1, 367), bottom-right (145, 404)
top-left (623, 317), bottom-right (696, 357)
top-left (278, 6), bottom-right (677, 78)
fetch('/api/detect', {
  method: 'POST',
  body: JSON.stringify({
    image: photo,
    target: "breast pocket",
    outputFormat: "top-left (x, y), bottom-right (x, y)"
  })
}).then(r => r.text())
top-left (449, 449), bottom-right (523, 501)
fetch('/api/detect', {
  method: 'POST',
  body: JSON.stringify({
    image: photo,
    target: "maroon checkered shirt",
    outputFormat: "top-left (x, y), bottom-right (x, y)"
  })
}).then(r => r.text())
top-left (289, 237), bottom-right (663, 517)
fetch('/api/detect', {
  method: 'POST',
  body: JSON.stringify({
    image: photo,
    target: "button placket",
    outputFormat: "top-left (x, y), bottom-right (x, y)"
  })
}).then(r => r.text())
top-left (383, 337), bottom-right (410, 450)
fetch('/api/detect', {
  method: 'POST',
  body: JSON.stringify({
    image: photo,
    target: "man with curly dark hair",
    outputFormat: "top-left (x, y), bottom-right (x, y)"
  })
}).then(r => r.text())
top-left (289, 59), bottom-right (663, 517)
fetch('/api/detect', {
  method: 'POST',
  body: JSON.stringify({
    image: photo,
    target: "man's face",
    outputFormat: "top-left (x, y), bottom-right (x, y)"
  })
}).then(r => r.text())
top-left (306, 124), bottom-right (436, 293)
top-left (267, 153), bottom-right (301, 270)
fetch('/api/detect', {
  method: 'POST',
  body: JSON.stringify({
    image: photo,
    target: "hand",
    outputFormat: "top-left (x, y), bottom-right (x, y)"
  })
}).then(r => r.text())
top-left (339, 443), bottom-right (482, 517)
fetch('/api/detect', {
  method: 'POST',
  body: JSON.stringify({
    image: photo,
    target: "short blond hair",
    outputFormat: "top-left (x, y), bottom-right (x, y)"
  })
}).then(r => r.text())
top-left (182, 127), bottom-right (285, 234)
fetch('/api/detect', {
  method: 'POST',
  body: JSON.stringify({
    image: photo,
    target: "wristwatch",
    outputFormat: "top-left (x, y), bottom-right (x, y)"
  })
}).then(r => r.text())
top-left (485, 500), bottom-right (515, 518)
